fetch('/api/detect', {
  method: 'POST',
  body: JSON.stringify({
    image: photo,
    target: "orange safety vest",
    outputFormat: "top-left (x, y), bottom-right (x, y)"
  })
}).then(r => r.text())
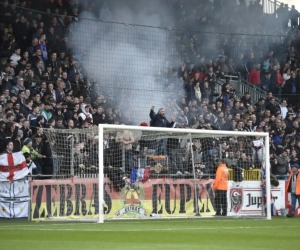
top-left (286, 170), bottom-right (300, 195)
top-left (213, 163), bottom-right (229, 191)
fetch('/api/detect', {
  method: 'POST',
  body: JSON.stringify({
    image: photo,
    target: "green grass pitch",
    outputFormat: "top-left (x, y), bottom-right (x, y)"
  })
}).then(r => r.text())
top-left (0, 217), bottom-right (299, 250)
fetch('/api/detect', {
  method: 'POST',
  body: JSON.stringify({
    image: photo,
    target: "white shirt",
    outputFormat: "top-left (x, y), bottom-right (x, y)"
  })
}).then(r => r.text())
top-left (280, 105), bottom-right (288, 119)
top-left (10, 53), bottom-right (21, 67)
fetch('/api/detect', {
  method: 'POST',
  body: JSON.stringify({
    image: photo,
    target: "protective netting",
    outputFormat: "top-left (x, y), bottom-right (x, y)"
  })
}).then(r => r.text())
top-left (44, 127), bottom-right (267, 180)
top-left (39, 127), bottom-right (269, 221)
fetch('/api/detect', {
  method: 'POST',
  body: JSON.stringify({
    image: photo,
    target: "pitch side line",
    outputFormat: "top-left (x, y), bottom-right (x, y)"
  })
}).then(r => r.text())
top-left (0, 218), bottom-right (295, 228)
top-left (0, 225), bottom-right (299, 232)
top-left (0, 218), bottom-right (293, 228)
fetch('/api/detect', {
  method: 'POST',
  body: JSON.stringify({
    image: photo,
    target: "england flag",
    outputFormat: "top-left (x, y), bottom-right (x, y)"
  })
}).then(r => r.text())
top-left (0, 152), bottom-right (29, 181)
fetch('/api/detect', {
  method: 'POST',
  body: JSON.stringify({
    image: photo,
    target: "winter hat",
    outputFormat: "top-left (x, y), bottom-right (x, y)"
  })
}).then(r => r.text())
top-left (292, 164), bottom-right (300, 169)
top-left (23, 138), bottom-right (32, 146)
top-left (140, 122), bottom-right (148, 127)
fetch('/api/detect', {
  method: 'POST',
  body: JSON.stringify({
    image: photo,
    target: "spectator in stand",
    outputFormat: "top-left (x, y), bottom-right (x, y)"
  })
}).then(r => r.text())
top-left (283, 72), bottom-right (297, 107)
top-left (248, 63), bottom-right (261, 87)
top-left (27, 103), bottom-right (40, 129)
top-left (272, 148), bottom-right (290, 178)
top-left (269, 65), bottom-right (280, 97)
top-left (266, 97), bottom-right (280, 115)
top-left (11, 77), bottom-right (25, 96)
top-left (205, 67), bottom-right (216, 100)
top-left (149, 106), bottom-right (175, 128)
top-left (10, 47), bottom-right (21, 67)
top-left (240, 92), bottom-right (251, 108)
top-left (289, 5), bottom-right (300, 28)
top-left (150, 106), bottom-right (175, 155)
top-left (280, 99), bottom-right (288, 120)
top-left (0, 0), bottom-right (299, 180)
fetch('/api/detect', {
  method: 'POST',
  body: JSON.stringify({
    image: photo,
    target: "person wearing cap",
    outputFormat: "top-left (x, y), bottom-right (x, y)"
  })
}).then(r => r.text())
top-left (286, 164), bottom-right (300, 217)
top-left (22, 138), bottom-right (43, 159)
top-left (22, 138), bottom-right (45, 175)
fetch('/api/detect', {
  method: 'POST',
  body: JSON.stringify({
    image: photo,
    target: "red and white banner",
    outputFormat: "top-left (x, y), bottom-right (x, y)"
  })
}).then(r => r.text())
top-left (0, 152), bottom-right (29, 181)
top-left (227, 181), bottom-right (286, 216)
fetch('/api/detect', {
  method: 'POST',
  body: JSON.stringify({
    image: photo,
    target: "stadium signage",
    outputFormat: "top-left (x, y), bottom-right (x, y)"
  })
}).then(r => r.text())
top-left (227, 181), bottom-right (285, 216)
top-left (245, 193), bottom-right (263, 208)
top-left (30, 179), bottom-right (286, 220)
top-left (30, 178), bottom-right (216, 220)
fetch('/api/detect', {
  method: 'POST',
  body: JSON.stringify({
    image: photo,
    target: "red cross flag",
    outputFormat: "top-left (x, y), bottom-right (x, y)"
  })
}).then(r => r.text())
top-left (0, 152), bottom-right (29, 181)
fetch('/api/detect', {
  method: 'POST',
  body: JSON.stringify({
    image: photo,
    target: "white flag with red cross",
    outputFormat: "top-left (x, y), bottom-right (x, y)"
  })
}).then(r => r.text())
top-left (0, 152), bottom-right (29, 181)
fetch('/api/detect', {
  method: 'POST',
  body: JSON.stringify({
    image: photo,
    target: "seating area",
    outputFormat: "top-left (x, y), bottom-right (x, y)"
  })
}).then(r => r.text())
top-left (0, 0), bottom-right (299, 179)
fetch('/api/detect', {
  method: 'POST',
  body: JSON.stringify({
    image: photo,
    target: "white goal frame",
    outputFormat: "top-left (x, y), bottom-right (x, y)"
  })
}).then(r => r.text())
top-left (98, 125), bottom-right (271, 223)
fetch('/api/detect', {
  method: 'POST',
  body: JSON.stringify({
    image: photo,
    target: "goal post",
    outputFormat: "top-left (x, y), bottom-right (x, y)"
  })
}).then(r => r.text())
top-left (97, 124), bottom-right (271, 223)
top-left (35, 125), bottom-right (271, 222)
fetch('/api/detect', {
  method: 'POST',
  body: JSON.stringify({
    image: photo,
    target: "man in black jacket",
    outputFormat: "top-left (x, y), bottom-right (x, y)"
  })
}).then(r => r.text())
top-left (149, 106), bottom-right (175, 128)
top-left (149, 106), bottom-right (175, 155)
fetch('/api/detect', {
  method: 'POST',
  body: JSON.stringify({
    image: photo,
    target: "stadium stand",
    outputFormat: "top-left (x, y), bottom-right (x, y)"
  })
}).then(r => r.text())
top-left (0, 0), bottom-right (299, 180)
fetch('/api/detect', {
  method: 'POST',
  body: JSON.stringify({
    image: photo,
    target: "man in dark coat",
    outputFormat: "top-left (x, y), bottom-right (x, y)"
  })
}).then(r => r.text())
top-left (149, 106), bottom-right (175, 155)
top-left (149, 106), bottom-right (175, 128)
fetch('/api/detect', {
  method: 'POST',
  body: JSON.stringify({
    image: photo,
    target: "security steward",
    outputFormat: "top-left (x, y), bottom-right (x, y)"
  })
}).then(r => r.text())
top-left (213, 159), bottom-right (229, 216)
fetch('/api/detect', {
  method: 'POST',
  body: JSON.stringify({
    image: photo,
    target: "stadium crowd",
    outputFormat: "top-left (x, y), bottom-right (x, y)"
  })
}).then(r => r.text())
top-left (0, 0), bottom-right (299, 181)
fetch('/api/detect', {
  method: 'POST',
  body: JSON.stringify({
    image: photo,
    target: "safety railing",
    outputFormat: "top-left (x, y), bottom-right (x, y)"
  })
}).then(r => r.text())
top-left (228, 169), bottom-right (261, 181)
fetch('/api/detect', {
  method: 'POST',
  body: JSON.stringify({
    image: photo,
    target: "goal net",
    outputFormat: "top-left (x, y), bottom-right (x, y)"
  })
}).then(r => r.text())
top-left (31, 126), bottom-right (271, 222)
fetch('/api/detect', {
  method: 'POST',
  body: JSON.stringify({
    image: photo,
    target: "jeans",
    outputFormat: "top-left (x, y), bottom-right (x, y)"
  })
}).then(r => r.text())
top-left (139, 149), bottom-right (155, 168)
top-left (53, 156), bottom-right (62, 176)
top-left (156, 139), bottom-right (167, 156)
top-left (275, 175), bottom-right (289, 180)
top-left (124, 150), bottom-right (133, 174)
top-left (168, 148), bottom-right (183, 174)
top-left (291, 193), bottom-right (300, 215)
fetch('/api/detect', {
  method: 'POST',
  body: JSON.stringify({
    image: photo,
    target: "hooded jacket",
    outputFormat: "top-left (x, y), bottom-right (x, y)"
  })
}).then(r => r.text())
top-left (213, 163), bottom-right (229, 191)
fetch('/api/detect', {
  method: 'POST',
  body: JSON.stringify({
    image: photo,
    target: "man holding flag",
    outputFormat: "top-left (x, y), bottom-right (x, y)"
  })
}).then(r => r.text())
top-left (0, 140), bottom-right (29, 181)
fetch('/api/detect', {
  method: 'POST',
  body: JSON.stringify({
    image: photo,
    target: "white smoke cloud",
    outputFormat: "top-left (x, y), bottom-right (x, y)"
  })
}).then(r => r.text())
top-left (69, 2), bottom-right (179, 125)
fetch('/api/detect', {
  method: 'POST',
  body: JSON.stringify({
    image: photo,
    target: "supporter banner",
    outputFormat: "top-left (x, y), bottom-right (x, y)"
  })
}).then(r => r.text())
top-left (0, 200), bottom-right (29, 218)
top-left (30, 178), bottom-right (287, 220)
top-left (0, 179), bottom-right (29, 199)
top-left (30, 178), bottom-right (215, 220)
top-left (0, 152), bottom-right (29, 182)
top-left (227, 181), bottom-right (286, 216)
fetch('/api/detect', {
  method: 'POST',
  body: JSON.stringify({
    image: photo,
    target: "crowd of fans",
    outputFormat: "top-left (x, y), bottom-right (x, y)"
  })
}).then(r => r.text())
top-left (0, 0), bottom-right (299, 181)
